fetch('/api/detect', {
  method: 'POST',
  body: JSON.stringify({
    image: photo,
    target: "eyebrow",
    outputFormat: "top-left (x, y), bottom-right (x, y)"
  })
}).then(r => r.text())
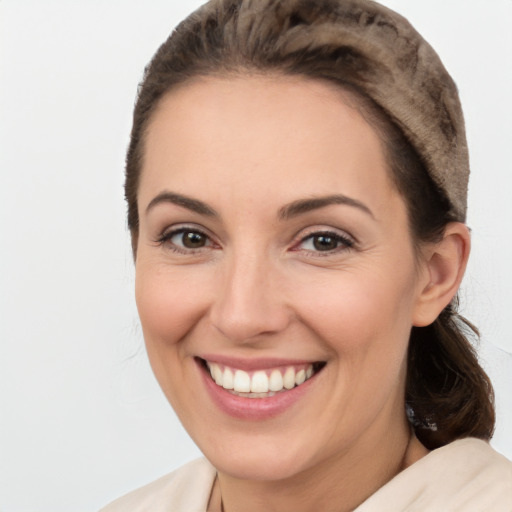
top-left (145, 191), bottom-right (373, 220)
top-left (145, 191), bottom-right (218, 217)
top-left (278, 194), bottom-right (374, 219)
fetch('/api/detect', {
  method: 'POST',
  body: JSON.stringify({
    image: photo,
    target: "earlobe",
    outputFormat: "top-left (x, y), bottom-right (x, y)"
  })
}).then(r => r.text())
top-left (412, 223), bottom-right (471, 327)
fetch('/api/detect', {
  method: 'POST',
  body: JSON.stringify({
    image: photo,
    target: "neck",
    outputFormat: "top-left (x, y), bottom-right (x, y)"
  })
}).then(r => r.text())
top-left (210, 416), bottom-right (428, 512)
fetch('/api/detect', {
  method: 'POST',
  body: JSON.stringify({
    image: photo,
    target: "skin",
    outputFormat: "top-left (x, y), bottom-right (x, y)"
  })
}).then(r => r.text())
top-left (134, 75), bottom-right (469, 512)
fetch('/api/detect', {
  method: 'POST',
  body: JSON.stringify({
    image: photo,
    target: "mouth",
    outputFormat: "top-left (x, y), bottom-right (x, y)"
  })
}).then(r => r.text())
top-left (198, 358), bottom-right (326, 399)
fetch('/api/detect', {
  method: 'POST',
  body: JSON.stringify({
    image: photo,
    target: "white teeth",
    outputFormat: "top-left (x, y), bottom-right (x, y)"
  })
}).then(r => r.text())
top-left (233, 369), bottom-right (251, 392)
top-left (269, 369), bottom-right (284, 392)
top-left (206, 361), bottom-right (318, 396)
top-left (209, 363), bottom-right (223, 386)
top-left (222, 367), bottom-right (234, 390)
top-left (251, 371), bottom-right (269, 393)
top-left (295, 369), bottom-right (306, 386)
top-left (283, 367), bottom-right (296, 390)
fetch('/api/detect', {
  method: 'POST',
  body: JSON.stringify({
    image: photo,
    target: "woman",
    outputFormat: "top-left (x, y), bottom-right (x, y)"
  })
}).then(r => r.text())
top-left (101, 0), bottom-right (512, 510)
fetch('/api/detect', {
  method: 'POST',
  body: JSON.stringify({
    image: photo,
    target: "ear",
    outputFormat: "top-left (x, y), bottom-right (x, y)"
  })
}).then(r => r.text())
top-left (412, 222), bottom-right (471, 327)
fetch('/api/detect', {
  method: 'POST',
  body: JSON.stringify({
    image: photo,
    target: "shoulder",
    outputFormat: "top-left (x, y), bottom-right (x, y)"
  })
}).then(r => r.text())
top-left (99, 458), bottom-right (217, 512)
top-left (427, 437), bottom-right (512, 477)
top-left (356, 438), bottom-right (512, 512)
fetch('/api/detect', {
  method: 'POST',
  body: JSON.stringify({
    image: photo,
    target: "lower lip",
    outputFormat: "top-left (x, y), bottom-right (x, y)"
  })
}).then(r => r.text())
top-left (197, 360), bottom-right (320, 420)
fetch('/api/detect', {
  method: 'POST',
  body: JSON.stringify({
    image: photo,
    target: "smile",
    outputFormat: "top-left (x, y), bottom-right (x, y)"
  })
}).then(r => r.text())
top-left (196, 357), bottom-right (326, 419)
top-left (203, 359), bottom-right (325, 398)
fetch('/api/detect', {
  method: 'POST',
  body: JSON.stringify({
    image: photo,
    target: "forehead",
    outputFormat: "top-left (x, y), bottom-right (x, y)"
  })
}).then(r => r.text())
top-left (139, 75), bottom-right (400, 217)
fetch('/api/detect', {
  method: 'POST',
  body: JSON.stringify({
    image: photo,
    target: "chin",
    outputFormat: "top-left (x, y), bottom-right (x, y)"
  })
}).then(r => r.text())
top-left (203, 442), bottom-right (317, 482)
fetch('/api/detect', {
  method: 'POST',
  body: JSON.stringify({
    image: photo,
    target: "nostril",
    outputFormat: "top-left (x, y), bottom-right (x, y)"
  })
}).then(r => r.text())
top-left (209, 308), bottom-right (291, 344)
top-left (208, 262), bottom-right (292, 343)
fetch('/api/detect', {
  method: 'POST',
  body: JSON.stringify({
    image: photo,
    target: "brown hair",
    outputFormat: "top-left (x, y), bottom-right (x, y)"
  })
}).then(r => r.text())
top-left (125, 0), bottom-right (494, 448)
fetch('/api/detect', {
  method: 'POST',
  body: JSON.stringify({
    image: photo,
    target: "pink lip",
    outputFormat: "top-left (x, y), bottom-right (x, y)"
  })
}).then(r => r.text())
top-left (196, 358), bottom-right (322, 420)
top-left (198, 354), bottom-right (317, 371)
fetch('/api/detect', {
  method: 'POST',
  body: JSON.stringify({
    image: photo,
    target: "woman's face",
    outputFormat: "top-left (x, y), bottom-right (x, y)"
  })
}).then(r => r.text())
top-left (135, 76), bottom-right (430, 480)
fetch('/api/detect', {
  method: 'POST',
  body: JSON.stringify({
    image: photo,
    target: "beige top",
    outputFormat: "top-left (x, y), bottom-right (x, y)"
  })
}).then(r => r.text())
top-left (100, 438), bottom-right (512, 511)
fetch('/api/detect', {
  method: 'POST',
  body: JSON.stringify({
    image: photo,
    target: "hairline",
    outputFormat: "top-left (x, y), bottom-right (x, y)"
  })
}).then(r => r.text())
top-left (131, 69), bottom-right (424, 260)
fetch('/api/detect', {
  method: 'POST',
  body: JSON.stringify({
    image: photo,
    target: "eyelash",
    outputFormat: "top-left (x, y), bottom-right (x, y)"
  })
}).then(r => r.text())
top-left (155, 227), bottom-right (355, 256)
top-left (292, 230), bottom-right (355, 256)
top-left (155, 226), bottom-right (215, 254)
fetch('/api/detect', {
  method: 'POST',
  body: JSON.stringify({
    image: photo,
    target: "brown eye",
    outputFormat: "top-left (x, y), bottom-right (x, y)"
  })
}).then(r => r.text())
top-left (181, 231), bottom-right (207, 248)
top-left (297, 230), bottom-right (354, 254)
top-left (160, 228), bottom-right (213, 252)
top-left (312, 234), bottom-right (338, 251)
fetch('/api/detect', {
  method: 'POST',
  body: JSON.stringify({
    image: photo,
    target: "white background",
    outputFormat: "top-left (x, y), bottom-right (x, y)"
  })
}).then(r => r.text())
top-left (1, 1), bottom-right (511, 511)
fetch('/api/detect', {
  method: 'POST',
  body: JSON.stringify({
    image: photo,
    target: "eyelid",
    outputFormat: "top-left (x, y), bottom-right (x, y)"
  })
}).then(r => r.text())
top-left (290, 226), bottom-right (356, 254)
top-left (154, 223), bottom-right (355, 255)
top-left (154, 223), bottom-right (219, 251)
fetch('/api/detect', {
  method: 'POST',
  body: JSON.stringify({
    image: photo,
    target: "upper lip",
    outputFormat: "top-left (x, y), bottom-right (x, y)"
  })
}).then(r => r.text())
top-left (197, 354), bottom-right (322, 371)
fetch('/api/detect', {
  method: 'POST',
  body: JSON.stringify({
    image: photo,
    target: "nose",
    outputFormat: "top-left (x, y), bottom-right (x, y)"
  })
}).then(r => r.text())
top-left (209, 250), bottom-right (292, 344)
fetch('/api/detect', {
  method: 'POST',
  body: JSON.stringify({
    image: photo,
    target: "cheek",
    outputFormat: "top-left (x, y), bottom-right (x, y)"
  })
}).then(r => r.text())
top-left (134, 264), bottom-right (213, 416)
top-left (135, 263), bottom-right (210, 349)
top-left (294, 266), bottom-right (417, 357)
top-left (298, 268), bottom-right (418, 422)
